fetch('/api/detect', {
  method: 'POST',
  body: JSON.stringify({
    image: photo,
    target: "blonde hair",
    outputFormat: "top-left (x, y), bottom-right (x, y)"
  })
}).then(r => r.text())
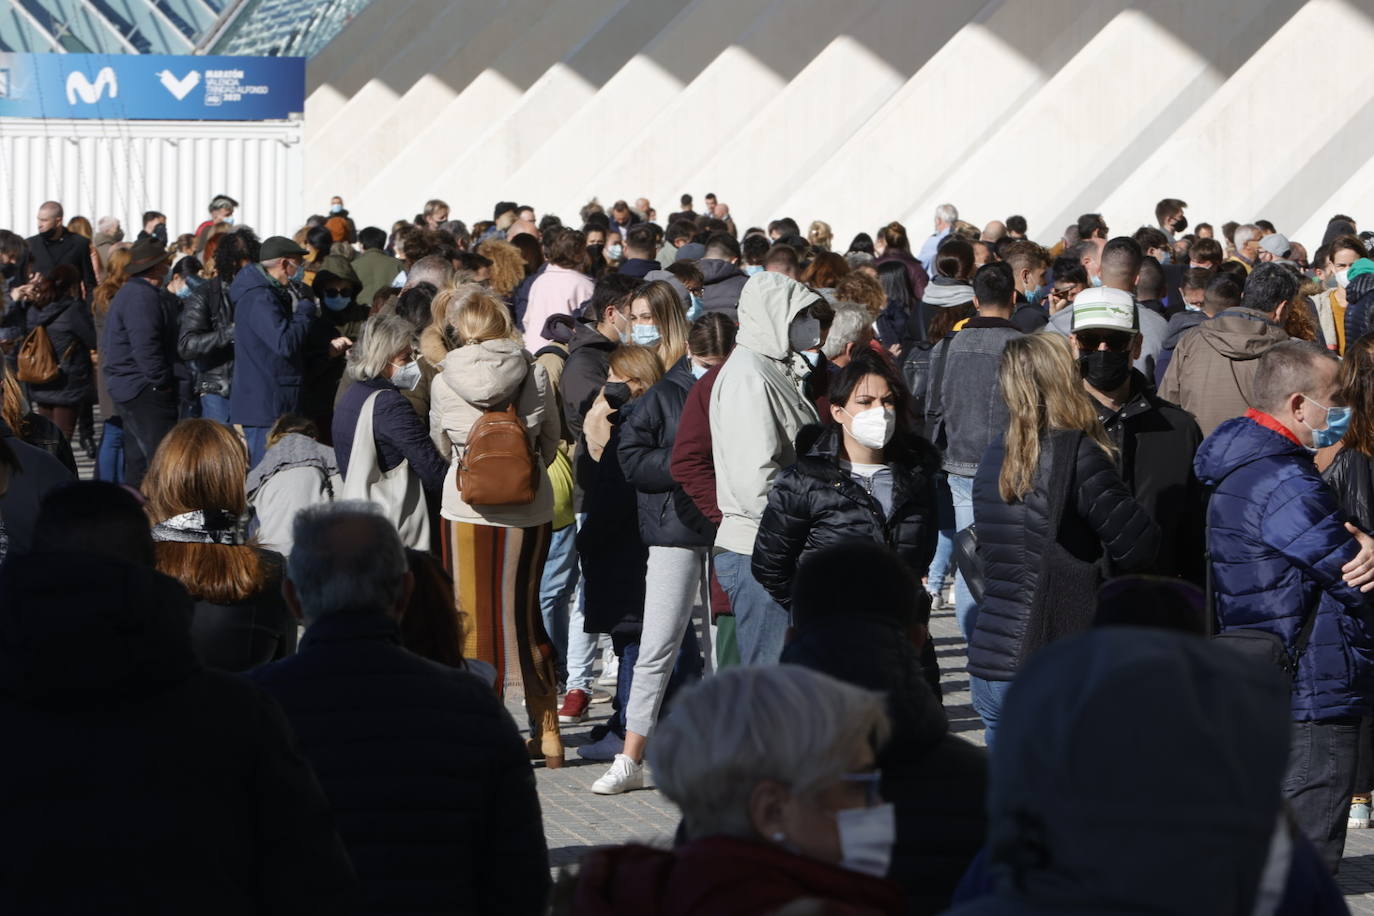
top-left (637, 280), bottom-right (691, 367)
top-left (477, 239), bottom-right (527, 297)
top-left (807, 220), bottom-right (833, 251)
top-left (608, 344), bottom-right (664, 399)
top-left (997, 333), bottom-right (1116, 503)
top-left (446, 284), bottom-right (519, 346)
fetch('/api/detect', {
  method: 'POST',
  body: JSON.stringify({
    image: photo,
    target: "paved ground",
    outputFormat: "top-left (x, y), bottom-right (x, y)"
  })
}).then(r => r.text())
top-left (513, 602), bottom-right (1374, 908)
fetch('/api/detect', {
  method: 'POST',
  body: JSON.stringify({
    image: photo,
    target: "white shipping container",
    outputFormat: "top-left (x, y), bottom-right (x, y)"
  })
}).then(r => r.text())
top-left (0, 118), bottom-right (304, 241)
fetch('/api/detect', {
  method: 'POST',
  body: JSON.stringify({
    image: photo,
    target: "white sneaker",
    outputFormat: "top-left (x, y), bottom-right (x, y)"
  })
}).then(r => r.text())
top-left (598, 653), bottom-right (619, 688)
top-left (591, 754), bottom-right (644, 795)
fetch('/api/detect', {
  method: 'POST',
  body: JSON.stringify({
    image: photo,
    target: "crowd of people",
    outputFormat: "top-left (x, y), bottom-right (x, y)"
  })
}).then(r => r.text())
top-left (2, 189), bottom-right (1373, 914)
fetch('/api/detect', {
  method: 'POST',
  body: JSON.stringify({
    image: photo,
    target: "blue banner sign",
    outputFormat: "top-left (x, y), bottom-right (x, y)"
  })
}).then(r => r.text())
top-left (0, 53), bottom-right (304, 121)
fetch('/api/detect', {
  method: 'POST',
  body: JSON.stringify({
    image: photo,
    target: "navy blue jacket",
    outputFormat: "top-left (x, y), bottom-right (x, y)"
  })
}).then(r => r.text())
top-left (1195, 414), bottom-right (1374, 720)
top-left (229, 265), bottom-right (314, 428)
top-left (26, 295), bottom-right (97, 407)
top-left (1344, 273), bottom-right (1374, 349)
top-left (332, 378), bottom-right (448, 493)
top-left (247, 613), bottom-right (550, 915)
top-left (101, 277), bottom-right (179, 403)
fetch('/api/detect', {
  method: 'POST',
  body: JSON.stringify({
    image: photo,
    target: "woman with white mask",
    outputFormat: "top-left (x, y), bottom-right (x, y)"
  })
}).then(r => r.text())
top-left (752, 348), bottom-right (944, 689)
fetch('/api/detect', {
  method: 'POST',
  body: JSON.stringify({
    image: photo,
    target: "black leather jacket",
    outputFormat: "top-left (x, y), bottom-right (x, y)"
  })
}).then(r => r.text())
top-left (1323, 446), bottom-right (1374, 533)
top-left (178, 277), bottom-right (234, 397)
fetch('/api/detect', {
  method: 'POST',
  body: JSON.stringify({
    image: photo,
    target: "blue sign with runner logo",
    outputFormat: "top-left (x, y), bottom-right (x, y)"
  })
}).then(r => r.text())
top-left (0, 53), bottom-right (304, 121)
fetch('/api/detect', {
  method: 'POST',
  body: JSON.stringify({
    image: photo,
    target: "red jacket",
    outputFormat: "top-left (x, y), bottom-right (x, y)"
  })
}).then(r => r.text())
top-left (573, 836), bottom-right (903, 916)
top-left (669, 362), bottom-right (723, 525)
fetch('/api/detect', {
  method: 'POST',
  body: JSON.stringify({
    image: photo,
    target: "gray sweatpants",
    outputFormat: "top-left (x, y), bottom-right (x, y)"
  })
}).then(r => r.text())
top-left (626, 545), bottom-right (707, 737)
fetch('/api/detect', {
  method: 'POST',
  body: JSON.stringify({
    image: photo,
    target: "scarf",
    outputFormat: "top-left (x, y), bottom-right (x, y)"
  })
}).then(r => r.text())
top-left (923, 277), bottom-right (975, 309)
top-left (151, 509), bottom-right (246, 546)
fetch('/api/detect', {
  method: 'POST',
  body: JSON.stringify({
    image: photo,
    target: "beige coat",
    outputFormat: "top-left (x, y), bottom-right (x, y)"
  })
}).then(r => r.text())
top-left (429, 338), bottom-right (560, 528)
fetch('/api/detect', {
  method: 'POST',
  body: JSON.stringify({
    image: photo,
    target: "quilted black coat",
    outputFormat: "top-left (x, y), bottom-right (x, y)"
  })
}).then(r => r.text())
top-left (618, 357), bottom-right (715, 548)
top-left (752, 423), bottom-right (942, 608)
top-left (968, 430), bottom-right (1160, 681)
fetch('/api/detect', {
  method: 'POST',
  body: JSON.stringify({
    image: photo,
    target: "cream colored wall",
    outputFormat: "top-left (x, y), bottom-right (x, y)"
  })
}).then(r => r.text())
top-left (305, 0), bottom-right (1374, 251)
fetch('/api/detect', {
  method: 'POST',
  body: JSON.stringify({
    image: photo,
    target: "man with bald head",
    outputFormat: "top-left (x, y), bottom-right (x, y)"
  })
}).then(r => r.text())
top-left (28, 201), bottom-right (96, 295)
top-left (982, 220), bottom-right (1006, 243)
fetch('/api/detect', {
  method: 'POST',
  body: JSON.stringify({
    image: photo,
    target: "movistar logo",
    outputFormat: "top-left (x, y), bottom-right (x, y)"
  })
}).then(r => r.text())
top-left (66, 67), bottom-right (118, 105)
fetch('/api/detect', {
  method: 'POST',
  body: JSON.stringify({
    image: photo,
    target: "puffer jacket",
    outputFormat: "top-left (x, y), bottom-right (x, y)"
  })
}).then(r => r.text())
top-left (617, 357), bottom-right (713, 548)
top-left (1158, 307), bottom-right (1288, 436)
top-left (752, 423), bottom-right (942, 609)
top-left (429, 338), bottom-right (559, 528)
top-left (25, 295), bottom-right (96, 407)
top-left (1342, 271), bottom-right (1374, 347)
top-left (709, 272), bottom-right (821, 555)
top-left (1196, 413), bottom-right (1374, 720)
top-left (968, 430), bottom-right (1160, 680)
top-left (783, 616), bottom-right (986, 915)
top-left (1324, 445), bottom-right (1374, 532)
top-left (177, 276), bottom-right (234, 398)
top-left (228, 264), bottom-right (315, 428)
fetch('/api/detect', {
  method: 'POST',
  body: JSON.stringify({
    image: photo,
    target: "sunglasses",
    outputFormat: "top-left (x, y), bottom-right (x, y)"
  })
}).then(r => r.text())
top-left (1076, 329), bottom-right (1135, 351)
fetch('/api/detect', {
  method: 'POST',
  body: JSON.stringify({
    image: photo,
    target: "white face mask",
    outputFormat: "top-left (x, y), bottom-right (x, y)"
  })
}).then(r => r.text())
top-left (1337, 268), bottom-right (1352, 290)
top-left (390, 360), bottom-right (421, 391)
top-left (835, 804), bottom-right (896, 878)
top-left (842, 405), bottom-right (896, 449)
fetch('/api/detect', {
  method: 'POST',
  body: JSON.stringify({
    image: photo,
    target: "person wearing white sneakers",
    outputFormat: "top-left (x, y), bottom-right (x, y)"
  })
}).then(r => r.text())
top-left (592, 313), bottom-right (737, 795)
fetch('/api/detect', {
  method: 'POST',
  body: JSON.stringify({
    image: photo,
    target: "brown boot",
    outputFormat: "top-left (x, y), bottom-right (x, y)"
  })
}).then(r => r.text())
top-left (526, 694), bottom-right (565, 768)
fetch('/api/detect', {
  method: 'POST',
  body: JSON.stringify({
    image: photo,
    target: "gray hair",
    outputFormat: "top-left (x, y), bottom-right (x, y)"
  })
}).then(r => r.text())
top-left (935, 203), bottom-right (959, 225)
top-left (845, 251), bottom-right (875, 270)
top-left (347, 313), bottom-right (415, 382)
top-left (1233, 223), bottom-right (1260, 250)
top-left (96, 215), bottom-right (120, 235)
top-left (287, 502), bottom-right (408, 621)
top-left (1250, 340), bottom-right (1338, 413)
top-left (405, 254), bottom-right (454, 291)
top-left (648, 666), bottom-right (889, 839)
top-left (821, 303), bottom-right (873, 359)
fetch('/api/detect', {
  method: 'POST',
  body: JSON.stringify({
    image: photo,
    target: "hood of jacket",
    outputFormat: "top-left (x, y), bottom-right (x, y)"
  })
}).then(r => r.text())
top-left (440, 337), bottom-right (530, 408)
top-left (981, 627), bottom-right (1289, 914)
top-left (1162, 309), bottom-right (1205, 349)
top-left (1347, 271), bottom-right (1374, 302)
top-left (310, 254), bottom-right (363, 299)
top-left (0, 552), bottom-right (198, 708)
top-left (782, 617), bottom-right (950, 765)
top-left (93, 228), bottom-right (124, 248)
top-left (228, 260), bottom-right (285, 303)
top-left (923, 276), bottom-right (974, 309)
top-left (735, 271), bottom-right (821, 361)
top-left (419, 324), bottom-right (450, 366)
top-left (698, 258), bottom-right (745, 287)
top-left (26, 295), bottom-right (77, 327)
top-left (245, 432), bottom-right (339, 499)
top-left (568, 319), bottom-right (616, 357)
top-left (1193, 307), bottom-right (1287, 361)
top-left (1194, 414), bottom-right (1305, 488)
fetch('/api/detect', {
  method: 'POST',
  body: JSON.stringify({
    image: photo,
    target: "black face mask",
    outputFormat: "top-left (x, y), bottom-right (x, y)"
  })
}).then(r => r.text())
top-left (42, 226), bottom-right (62, 241)
top-left (153, 224), bottom-right (168, 245)
top-left (1079, 349), bottom-right (1132, 391)
top-left (603, 381), bottom-right (632, 410)
top-left (1173, 215), bottom-right (1188, 233)
top-left (0, 262), bottom-right (14, 279)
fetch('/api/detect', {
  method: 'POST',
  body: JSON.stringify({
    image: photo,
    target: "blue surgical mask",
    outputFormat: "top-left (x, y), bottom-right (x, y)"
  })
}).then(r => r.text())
top-left (390, 360), bottom-right (422, 391)
top-left (223, 217), bottom-right (235, 226)
top-left (175, 283), bottom-right (193, 299)
top-left (687, 293), bottom-right (704, 321)
top-left (292, 262), bottom-right (306, 282)
top-left (631, 323), bottom-right (660, 347)
top-left (608, 243), bottom-right (624, 260)
top-left (323, 292), bottom-right (350, 312)
top-left (801, 349), bottom-right (820, 367)
top-left (1091, 274), bottom-right (1103, 288)
top-left (329, 204), bottom-right (343, 215)
top-left (690, 361), bottom-right (709, 380)
top-left (1024, 286), bottom-right (1043, 306)
top-left (743, 264), bottom-right (764, 276)
top-left (1304, 397), bottom-right (1352, 449)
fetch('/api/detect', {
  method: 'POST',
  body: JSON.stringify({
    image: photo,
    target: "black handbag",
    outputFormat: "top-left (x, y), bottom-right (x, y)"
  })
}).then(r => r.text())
top-left (953, 523), bottom-right (985, 605)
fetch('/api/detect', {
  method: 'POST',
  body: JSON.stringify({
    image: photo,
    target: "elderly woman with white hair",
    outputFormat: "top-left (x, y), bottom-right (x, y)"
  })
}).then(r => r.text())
top-left (570, 665), bottom-right (904, 915)
top-left (331, 313), bottom-right (448, 548)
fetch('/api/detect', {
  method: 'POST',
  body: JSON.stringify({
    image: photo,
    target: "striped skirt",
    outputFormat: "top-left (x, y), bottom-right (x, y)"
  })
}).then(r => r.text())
top-left (440, 520), bottom-right (557, 701)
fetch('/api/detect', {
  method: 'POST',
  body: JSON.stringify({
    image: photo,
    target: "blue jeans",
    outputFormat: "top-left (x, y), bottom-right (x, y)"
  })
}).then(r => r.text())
top-left (713, 549), bottom-right (788, 665)
top-left (538, 523), bottom-right (579, 686)
top-left (970, 676), bottom-right (1013, 748)
top-left (927, 474), bottom-right (956, 593)
top-left (565, 513), bottom-right (599, 692)
top-left (96, 417), bottom-right (124, 484)
top-left (948, 473), bottom-right (978, 639)
top-left (199, 393), bottom-right (231, 424)
top-left (243, 425), bottom-right (271, 468)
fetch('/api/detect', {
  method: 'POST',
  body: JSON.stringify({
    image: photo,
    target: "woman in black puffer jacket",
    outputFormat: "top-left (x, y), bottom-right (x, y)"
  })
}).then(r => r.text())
top-left (969, 333), bottom-right (1158, 745)
top-left (753, 347), bottom-right (943, 686)
top-left (23, 264), bottom-right (96, 442)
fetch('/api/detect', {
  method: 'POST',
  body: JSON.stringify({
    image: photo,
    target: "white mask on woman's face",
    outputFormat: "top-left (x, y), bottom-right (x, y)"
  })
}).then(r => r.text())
top-left (841, 405), bottom-right (896, 449)
top-left (390, 360), bottom-right (421, 391)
